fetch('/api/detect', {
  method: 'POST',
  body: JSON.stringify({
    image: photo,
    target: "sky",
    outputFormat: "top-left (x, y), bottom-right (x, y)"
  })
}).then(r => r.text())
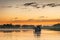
top-left (0, 0), bottom-right (60, 25)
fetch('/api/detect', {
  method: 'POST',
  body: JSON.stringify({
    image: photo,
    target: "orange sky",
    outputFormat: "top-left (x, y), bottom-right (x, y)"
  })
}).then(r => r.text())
top-left (0, 0), bottom-right (60, 25)
top-left (0, 19), bottom-right (60, 26)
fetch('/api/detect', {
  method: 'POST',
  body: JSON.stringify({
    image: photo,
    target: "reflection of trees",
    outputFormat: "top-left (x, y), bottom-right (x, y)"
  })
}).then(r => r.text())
top-left (34, 31), bottom-right (41, 37)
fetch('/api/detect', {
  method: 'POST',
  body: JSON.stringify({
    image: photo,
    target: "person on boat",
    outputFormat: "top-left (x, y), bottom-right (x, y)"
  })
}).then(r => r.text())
top-left (35, 25), bottom-right (41, 32)
top-left (34, 25), bottom-right (41, 37)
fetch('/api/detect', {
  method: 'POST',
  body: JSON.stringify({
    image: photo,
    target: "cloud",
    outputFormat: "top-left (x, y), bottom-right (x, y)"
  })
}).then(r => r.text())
top-left (42, 3), bottom-right (56, 8)
top-left (42, 3), bottom-right (60, 8)
top-left (0, 5), bottom-right (13, 8)
top-left (24, 2), bottom-right (40, 8)
top-left (0, 4), bottom-right (20, 8)
top-left (39, 16), bottom-right (45, 18)
top-left (46, 3), bottom-right (56, 7)
top-left (39, 16), bottom-right (48, 19)
top-left (7, 5), bottom-right (13, 8)
top-left (23, 2), bottom-right (59, 9)
top-left (24, 2), bottom-right (35, 6)
top-left (1, 2), bottom-right (60, 9)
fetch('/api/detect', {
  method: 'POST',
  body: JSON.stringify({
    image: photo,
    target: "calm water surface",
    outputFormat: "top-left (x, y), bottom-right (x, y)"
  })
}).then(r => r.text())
top-left (0, 29), bottom-right (60, 40)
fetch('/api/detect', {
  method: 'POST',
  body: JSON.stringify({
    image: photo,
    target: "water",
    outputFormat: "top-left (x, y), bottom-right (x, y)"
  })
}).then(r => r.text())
top-left (0, 29), bottom-right (60, 40)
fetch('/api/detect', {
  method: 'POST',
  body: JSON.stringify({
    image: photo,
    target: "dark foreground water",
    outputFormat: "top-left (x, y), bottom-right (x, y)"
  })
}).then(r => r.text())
top-left (0, 29), bottom-right (60, 40)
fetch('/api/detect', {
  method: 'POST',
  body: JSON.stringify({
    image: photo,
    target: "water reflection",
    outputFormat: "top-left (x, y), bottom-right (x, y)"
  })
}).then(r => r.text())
top-left (0, 30), bottom-right (60, 40)
top-left (34, 31), bottom-right (41, 37)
